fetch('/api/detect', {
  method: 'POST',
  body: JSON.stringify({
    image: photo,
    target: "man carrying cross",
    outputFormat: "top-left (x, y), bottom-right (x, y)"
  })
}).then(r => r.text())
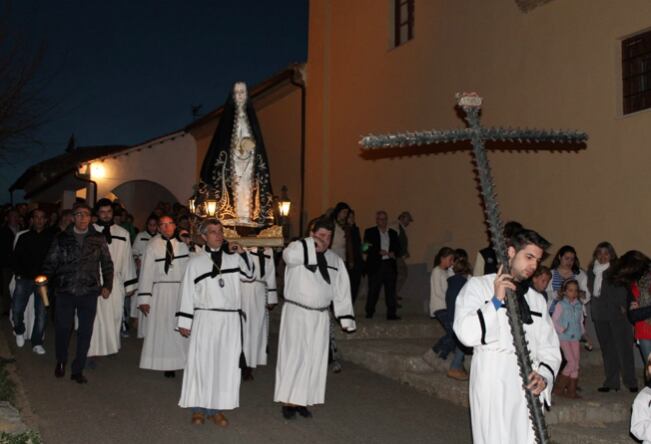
top-left (454, 228), bottom-right (561, 443)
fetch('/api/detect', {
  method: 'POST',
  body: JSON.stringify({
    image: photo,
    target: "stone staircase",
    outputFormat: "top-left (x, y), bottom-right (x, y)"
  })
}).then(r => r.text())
top-left (335, 316), bottom-right (638, 443)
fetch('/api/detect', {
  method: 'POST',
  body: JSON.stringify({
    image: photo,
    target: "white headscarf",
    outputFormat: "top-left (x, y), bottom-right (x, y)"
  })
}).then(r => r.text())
top-left (592, 261), bottom-right (610, 297)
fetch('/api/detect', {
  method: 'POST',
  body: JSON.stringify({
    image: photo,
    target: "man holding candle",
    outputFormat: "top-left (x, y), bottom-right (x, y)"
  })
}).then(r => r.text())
top-left (11, 209), bottom-right (55, 354)
top-left (43, 203), bottom-right (113, 384)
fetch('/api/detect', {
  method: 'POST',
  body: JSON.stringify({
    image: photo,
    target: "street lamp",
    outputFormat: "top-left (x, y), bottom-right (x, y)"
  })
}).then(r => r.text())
top-left (278, 186), bottom-right (291, 217)
top-left (205, 199), bottom-right (218, 217)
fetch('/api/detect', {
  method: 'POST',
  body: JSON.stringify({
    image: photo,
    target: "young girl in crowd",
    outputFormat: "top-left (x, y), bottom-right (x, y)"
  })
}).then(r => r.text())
top-left (445, 249), bottom-right (472, 380)
top-left (547, 245), bottom-right (593, 350)
top-left (631, 354), bottom-right (651, 443)
top-left (552, 279), bottom-right (584, 398)
top-left (430, 247), bottom-right (455, 359)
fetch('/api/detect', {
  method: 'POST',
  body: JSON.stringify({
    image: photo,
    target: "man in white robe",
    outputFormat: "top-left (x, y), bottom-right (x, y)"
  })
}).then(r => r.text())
top-left (274, 217), bottom-right (356, 419)
top-left (453, 228), bottom-right (561, 444)
top-left (177, 218), bottom-right (253, 426)
top-left (88, 199), bottom-right (138, 358)
top-left (137, 215), bottom-right (190, 377)
top-left (241, 247), bottom-right (277, 380)
top-left (131, 214), bottom-right (158, 339)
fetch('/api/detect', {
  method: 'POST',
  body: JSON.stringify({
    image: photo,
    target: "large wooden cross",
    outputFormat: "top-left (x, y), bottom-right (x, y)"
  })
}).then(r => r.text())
top-left (360, 93), bottom-right (587, 444)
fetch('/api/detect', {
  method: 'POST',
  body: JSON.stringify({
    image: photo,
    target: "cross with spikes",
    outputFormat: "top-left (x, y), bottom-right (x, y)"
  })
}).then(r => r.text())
top-left (360, 93), bottom-right (587, 444)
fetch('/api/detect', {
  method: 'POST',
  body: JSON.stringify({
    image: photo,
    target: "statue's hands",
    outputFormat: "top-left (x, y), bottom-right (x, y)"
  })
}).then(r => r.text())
top-left (179, 328), bottom-right (191, 338)
top-left (139, 304), bottom-right (150, 316)
top-left (229, 243), bottom-right (245, 254)
top-left (526, 371), bottom-right (547, 396)
top-left (494, 265), bottom-right (515, 302)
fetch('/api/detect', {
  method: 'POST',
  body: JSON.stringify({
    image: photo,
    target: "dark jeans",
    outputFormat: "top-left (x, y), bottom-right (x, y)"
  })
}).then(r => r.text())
top-left (432, 309), bottom-right (455, 358)
top-left (366, 262), bottom-right (397, 318)
top-left (55, 292), bottom-right (98, 375)
top-left (11, 278), bottom-right (46, 345)
top-left (594, 318), bottom-right (637, 389)
top-left (349, 266), bottom-right (362, 304)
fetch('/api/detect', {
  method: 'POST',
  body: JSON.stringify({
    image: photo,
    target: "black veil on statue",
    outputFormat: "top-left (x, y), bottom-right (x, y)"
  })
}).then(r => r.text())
top-left (199, 82), bottom-right (274, 226)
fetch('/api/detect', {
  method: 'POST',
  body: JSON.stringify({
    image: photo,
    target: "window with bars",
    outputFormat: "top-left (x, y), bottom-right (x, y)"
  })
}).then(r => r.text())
top-left (394, 0), bottom-right (414, 47)
top-left (623, 30), bottom-right (651, 115)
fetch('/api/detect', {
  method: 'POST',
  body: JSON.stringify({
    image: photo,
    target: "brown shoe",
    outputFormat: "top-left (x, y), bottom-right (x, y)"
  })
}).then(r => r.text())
top-left (447, 368), bottom-right (469, 381)
top-left (208, 412), bottom-right (229, 427)
top-left (191, 412), bottom-right (205, 425)
top-left (553, 374), bottom-right (570, 397)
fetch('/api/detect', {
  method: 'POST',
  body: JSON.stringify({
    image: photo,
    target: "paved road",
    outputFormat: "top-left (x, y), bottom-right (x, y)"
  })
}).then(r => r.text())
top-left (4, 318), bottom-right (472, 444)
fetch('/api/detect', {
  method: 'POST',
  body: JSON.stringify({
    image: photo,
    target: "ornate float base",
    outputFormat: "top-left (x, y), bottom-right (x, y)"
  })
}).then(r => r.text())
top-left (223, 225), bottom-right (284, 248)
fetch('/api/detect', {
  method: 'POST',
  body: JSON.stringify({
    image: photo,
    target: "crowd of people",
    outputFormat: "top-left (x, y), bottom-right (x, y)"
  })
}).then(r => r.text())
top-left (5, 199), bottom-right (651, 441)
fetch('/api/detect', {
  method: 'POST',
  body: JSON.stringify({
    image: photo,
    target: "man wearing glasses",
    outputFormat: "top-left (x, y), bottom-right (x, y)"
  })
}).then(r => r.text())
top-left (43, 203), bottom-right (114, 384)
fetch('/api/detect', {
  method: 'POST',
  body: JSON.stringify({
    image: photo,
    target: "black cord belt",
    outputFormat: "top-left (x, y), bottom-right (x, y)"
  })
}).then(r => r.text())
top-left (283, 299), bottom-right (330, 312)
top-left (194, 308), bottom-right (248, 369)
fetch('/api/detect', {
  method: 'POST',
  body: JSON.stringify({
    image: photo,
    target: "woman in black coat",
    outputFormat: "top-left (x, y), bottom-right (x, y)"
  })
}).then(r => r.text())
top-left (587, 242), bottom-right (637, 392)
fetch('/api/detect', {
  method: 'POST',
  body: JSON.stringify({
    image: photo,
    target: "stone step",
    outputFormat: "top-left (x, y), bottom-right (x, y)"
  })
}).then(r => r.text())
top-left (338, 338), bottom-right (641, 426)
top-left (548, 422), bottom-right (632, 444)
top-left (335, 316), bottom-right (443, 341)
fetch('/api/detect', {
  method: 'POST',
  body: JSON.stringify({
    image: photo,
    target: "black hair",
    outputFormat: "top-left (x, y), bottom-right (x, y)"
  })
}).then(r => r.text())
top-left (550, 245), bottom-right (580, 274)
top-left (311, 216), bottom-right (334, 233)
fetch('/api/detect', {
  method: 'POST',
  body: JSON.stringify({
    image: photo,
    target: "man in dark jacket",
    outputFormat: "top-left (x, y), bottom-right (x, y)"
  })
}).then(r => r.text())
top-left (11, 209), bottom-right (56, 354)
top-left (364, 210), bottom-right (401, 320)
top-left (43, 203), bottom-right (113, 384)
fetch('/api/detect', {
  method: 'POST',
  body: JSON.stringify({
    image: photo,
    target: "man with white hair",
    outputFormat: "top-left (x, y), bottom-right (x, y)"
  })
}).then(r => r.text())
top-left (176, 218), bottom-right (253, 426)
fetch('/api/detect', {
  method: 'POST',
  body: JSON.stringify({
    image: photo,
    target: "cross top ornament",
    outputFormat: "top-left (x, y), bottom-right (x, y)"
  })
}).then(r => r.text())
top-left (360, 93), bottom-right (587, 444)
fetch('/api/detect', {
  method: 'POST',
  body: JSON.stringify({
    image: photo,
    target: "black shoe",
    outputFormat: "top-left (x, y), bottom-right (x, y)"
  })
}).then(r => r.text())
top-left (296, 406), bottom-right (312, 418)
top-left (387, 315), bottom-right (401, 321)
top-left (281, 406), bottom-right (296, 420)
top-left (597, 386), bottom-right (619, 393)
top-left (164, 371), bottom-right (175, 378)
top-left (630, 386), bottom-right (639, 393)
top-left (242, 367), bottom-right (254, 381)
top-left (54, 362), bottom-right (65, 378)
top-left (70, 373), bottom-right (88, 384)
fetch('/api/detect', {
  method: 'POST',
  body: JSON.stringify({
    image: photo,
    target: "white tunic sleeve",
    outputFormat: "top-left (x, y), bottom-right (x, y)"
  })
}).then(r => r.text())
top-left (331, 255), bottom-right (356, 332)
top-left (631, 390), bottom-right (651, 443)
top-left (453, 276), bottom-right (501, 347)
top-left (136, 244), bottom-right (155, 307)
top-left (177, 260), bottom-right (197, 331)
top-left (120, 237), bottom-right (138, 294)
top-left (265, 249), bottom-right (278, 305)
top-left (238, 252), bottom-right (255, 281)
top-left (529, 296), bottom-right (562, 406)
top-left (283, 238), bottom-right (317, 267)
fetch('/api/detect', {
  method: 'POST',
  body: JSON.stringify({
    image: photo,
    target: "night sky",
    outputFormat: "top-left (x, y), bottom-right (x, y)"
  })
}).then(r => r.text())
top-left (3, 0), bottom-right (308, 201)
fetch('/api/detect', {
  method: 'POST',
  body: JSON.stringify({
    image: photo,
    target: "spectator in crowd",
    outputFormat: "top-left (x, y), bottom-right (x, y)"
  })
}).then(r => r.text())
top-left (547, 244), bottom-right (593, 350)
top-left (364, 210), bottom-right (401, 320)
top-left (392, 211), bottom-right (413, 300)
top-left (1, 209), bottom-right (21, 314)
top-left (472, 221), bottom-right (522, 276)
top-left (611, 251), bottom-right (651, 365)
top-left (552, 279), bottom-right (584, 398)
top-left (445, 248), bottom-right (471, 380)
top-left (530, 266), bottom-right (552, 302)
top-left (43, 203), bottom-right (113, 384)
top-left (11, 209), bottom-right (56, 354)
top-left (346, 210), bottom-right (364, 304)
top-left (329, 202), bottom-right (350, 262)
top-left (586, 242), bottom-right (637, 393)
top-left (430, 247), bottom-right (455, 359)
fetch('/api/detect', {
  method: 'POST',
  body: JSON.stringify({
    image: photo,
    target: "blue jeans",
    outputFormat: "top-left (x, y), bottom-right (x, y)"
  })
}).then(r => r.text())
top-left (450, 347), bottom-right (465, 370)
top-left (11, 278), bottom-right (46, 346)
top-left (639, 339), bottom-right (651, 363)
top-left (192, 407), bottom-right (218, 416)
top-left (432, 309), bottom-right (455, 357)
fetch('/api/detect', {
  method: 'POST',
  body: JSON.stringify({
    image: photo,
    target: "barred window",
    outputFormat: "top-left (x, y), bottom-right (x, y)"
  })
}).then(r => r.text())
top-left (394, 0), bottom-right (414, 47)
top-left (623, 30), bottom-right (651, 114)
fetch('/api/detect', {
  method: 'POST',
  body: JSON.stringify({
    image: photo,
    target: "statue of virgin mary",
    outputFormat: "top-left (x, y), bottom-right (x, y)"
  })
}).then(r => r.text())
top-left (199, 82), bottom-right (274, 226)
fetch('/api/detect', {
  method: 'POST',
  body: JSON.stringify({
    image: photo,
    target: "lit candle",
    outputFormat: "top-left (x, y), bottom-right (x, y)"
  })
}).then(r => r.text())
top-left (34, 275), bottom-right (50, 307)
